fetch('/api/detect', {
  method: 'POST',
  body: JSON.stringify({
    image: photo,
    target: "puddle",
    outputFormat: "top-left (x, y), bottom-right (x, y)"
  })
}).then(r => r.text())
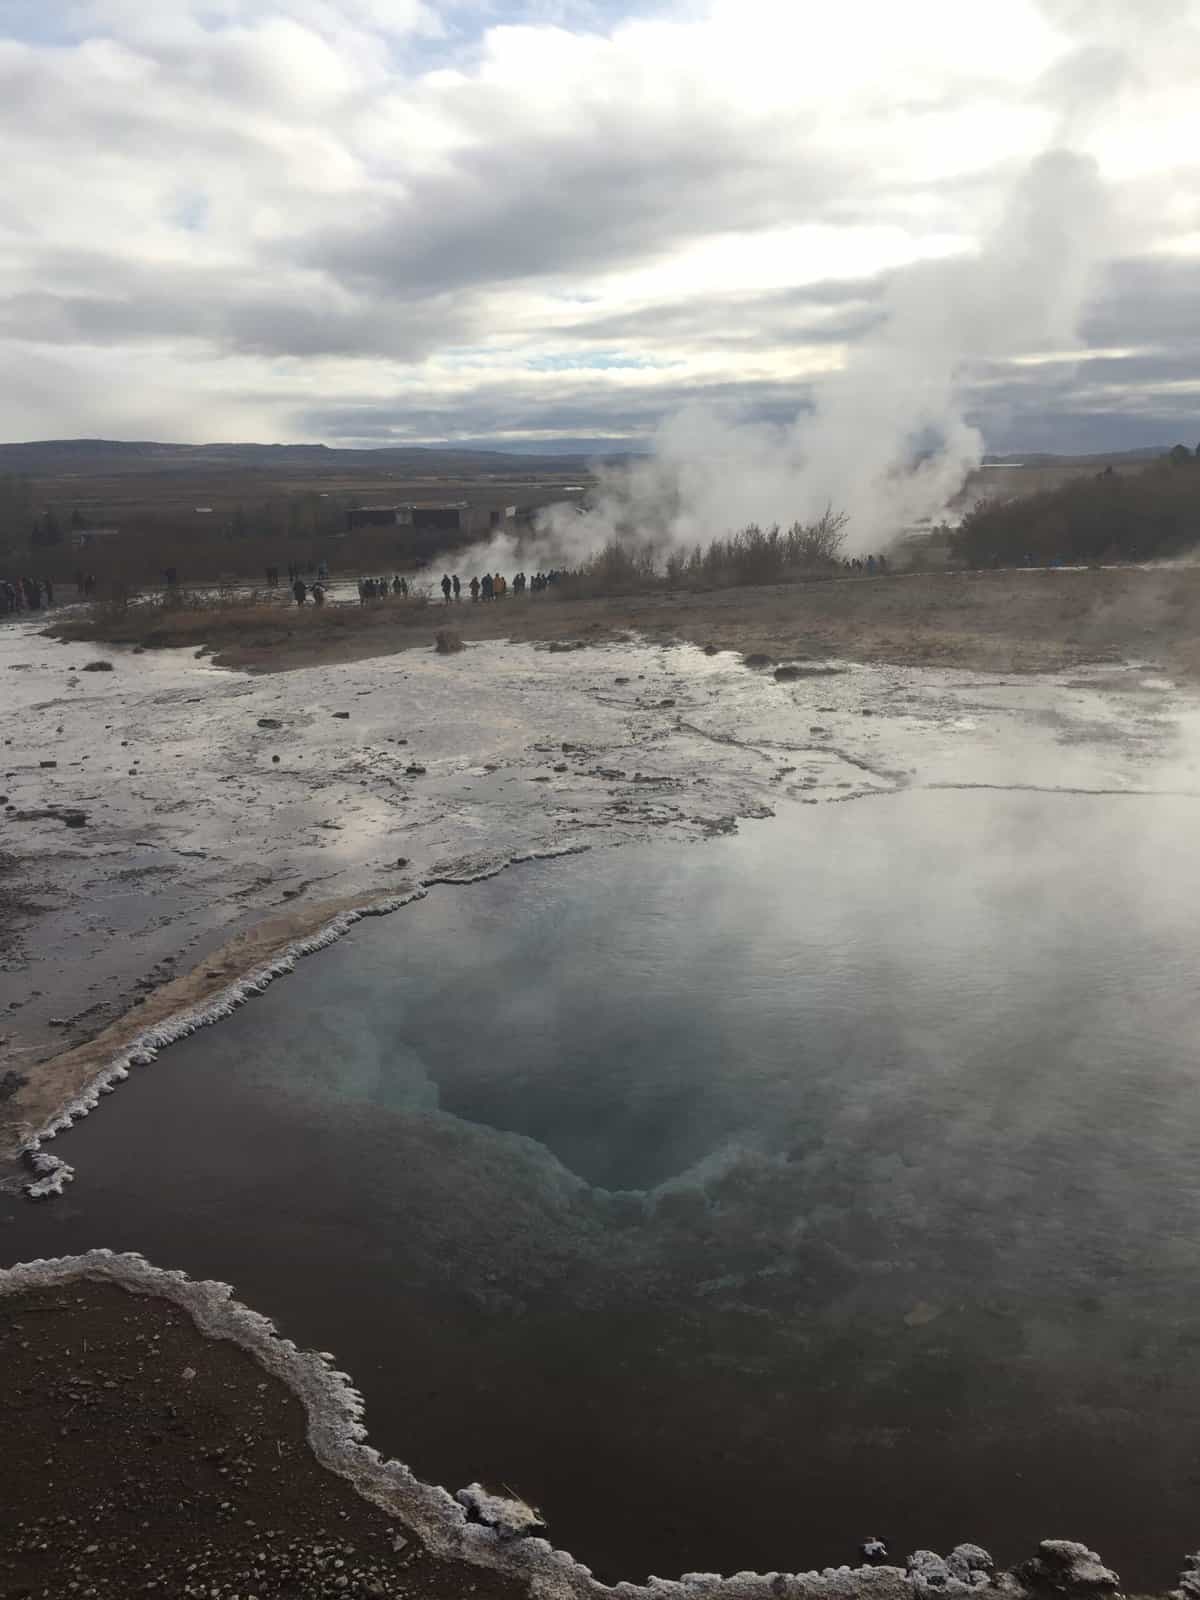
top-left (6, 790), bottom-right (1200, 1587)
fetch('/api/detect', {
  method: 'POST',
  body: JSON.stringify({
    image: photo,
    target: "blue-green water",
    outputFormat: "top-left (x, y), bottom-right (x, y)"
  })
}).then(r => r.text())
top-left (6, 792), bottom-right (1200, 1586)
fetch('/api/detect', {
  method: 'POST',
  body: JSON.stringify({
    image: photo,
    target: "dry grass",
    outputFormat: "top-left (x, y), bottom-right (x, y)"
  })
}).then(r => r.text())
top-left (45, 564), bottom-right (1200, 680)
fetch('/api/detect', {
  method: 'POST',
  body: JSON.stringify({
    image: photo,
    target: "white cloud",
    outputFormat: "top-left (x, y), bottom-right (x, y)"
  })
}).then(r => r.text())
top-left (0, 0), bottom-right (1194, 472)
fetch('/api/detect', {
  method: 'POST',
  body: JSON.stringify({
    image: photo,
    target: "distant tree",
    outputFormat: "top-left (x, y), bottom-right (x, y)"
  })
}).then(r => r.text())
top-left (1168, 444), bottom-right (1192, 465)
top-left (31, 507), bottom-right (62, 547)
top-left (0, 474), bottom-right (34, 547)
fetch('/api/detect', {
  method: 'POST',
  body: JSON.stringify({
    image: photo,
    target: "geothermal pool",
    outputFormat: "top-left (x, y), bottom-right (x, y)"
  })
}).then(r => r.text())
top-left (6, 790), bottom-right (1200, 1586)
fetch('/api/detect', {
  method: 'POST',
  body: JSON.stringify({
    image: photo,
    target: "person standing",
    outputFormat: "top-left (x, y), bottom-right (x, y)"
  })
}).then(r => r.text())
top-left (441, 574), bottom-right (452, 603)
top-left (452, 574), bottom-right (461, 602)
top-left (293, 577), bottom-right (308, 605)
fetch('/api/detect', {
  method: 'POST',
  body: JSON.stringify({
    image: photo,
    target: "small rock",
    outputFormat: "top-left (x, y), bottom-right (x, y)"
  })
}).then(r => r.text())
top-left (81, 660), bottom-right (114, 673)
top-left (434, 629), bottom-right (464, 654)
top-left (743, 652), bottom-right (773, 669)
top-left (455, 1483), bottom-right (546, 1540)
top-left (257, 718), bottom-right (283, 729)
top-left (40, 760), bottom-right (57, 769)
top-left (1016, 1540), bottom-right (1118, 1597)
top-left (332, 712), bottom-right (350, 719)
top-left (774, 665), bottom-right (802, 681)
top-left (703, 643), bottom-right (720, 655)
top-left (406, 765), bottom-right (427, 776)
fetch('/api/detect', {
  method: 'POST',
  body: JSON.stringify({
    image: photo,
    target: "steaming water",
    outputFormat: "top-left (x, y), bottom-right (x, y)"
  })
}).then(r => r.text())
top-left (6, 792), bottom-right (1200, 1586)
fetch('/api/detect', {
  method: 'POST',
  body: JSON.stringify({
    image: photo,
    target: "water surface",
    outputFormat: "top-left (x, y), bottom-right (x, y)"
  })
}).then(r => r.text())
top-left (6, 791), bottom-right (1200, 1586)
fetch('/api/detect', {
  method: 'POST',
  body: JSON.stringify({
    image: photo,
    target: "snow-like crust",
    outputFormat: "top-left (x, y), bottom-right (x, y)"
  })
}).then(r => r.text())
top-left (0, 1250), bottom-right (925, 1600)
top-left (19, 845), bottom-right (595, 1198)
top-left (19, 890), bottom-right (427, 1197)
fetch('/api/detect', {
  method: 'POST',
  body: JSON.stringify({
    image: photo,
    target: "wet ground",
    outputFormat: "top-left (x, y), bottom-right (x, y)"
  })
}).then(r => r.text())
top-left (5, 617), bottom-right (1200, 1588)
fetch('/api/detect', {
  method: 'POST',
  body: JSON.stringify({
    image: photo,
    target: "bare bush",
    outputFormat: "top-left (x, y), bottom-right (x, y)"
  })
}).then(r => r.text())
top-left (564, 509), bottom-right (848, 595)
top-left (953, 454), bottom-right (1200, 567)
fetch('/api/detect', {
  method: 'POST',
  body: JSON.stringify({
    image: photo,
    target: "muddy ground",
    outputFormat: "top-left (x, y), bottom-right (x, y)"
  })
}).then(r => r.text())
top-left (0, 1277), bottom-right (528, 1600)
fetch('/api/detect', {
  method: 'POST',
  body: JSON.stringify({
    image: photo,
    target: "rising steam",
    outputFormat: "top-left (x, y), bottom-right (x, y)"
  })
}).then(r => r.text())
top-left (455, 0), bottom-right (1184, 576)
top-left (533, 148), bottom-right (1111, 564)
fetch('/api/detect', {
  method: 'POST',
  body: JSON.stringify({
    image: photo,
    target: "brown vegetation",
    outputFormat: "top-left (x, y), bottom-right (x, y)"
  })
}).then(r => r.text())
top-left (954, 450), bottom-right (1200, 567)
top-left (46, 564), bottom-right (1200, 682)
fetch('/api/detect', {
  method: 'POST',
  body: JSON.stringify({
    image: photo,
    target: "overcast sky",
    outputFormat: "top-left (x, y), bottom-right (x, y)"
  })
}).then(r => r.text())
top-left (0, 0), bottom-right (1197, 452)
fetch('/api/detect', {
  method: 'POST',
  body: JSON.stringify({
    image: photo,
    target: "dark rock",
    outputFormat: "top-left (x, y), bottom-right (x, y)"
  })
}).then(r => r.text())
top-left (332, 711), bottom-right (350, 719)
top-left (455, 1483), bottom-right (546, 1540)
top-left (406, 765), bottom-right (427, 776)
top-left (1171, 1551), bottom-right (1200, 1600)
top-left (257, 718), bottom-right (283, 729)
top-left (394, 857), bottom-right (409, 868)
top-left (774, 665), bottom-right (802, 681)
top-left (272, 755), bottom-right (280, 764)
top-left (553, 763), bottom-right (568, 773)
top-left (63, 811), bottom-right (88, 828)
top-left (861, 1537), bottom-right (889, 1564)
top-left (743, 652), bottom-right (773, 668)
top-left (434, 629), bottom-right (464, 654)
top-left (658, 698), bottom-right (676, 707)
top-left (40, 760), bottom-right (57, 768)
top-left (703, 644), bottom-right (720, 655)
top-left (0, 1068), bottom-right (28, 1102)
top-left (132, 646), bottom-right (145, 654)
top-left (1016, 1541), bottom-right (1118, 1597)
top-left (81, 660), bottom-right (114, 672)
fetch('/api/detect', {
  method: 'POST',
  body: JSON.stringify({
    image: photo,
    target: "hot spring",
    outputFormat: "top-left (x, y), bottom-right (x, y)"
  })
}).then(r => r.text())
top-left (6, 790), bottom-right (1200, 1587)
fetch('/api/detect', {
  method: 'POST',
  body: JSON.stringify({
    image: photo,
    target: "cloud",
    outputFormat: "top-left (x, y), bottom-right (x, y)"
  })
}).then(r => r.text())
top-left (0, 0), bottom-right (1194, 475)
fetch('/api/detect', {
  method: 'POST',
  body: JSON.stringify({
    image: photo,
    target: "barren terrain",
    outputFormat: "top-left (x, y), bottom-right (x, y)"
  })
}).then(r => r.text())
top-left (53, 565), bottom-right (1200, 679)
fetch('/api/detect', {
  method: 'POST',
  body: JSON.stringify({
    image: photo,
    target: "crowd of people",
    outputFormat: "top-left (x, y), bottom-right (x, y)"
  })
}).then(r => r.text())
top-left (445, 570), bottom-right (563, 602)
top-left (843, 554), bottom-right (889, 575)
top-left (1, 575), bottom-right (56, 615)
top-left (285, 568), bottom-right (567, 607)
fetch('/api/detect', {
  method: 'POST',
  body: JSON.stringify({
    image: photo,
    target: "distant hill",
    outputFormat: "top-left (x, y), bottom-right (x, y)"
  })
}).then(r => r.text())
top-left (981, 447), bottom-right (1177, 466)
top-left (0, 438), bottom-right (618, 477)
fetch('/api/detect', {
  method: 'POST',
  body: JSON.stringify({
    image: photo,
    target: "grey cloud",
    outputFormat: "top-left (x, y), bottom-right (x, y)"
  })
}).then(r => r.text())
top-left (0, 250), bottom-right (477, 360)
top-left (302, 111), bottom-right (851, 297)
top-left (568, 278), bottom-right (887, 350)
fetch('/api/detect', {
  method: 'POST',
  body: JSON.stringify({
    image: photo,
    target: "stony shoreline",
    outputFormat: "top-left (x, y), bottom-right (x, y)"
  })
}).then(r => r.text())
top-left (0, 1250), bottom-right (1169, 1600)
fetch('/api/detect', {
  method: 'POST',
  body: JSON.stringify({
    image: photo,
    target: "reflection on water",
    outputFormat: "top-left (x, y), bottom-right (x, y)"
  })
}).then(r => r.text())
top-left (6, 792), bottom-right (1200, 1587)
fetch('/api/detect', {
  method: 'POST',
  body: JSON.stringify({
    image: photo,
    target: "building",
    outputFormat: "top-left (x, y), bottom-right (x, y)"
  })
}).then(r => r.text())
top-left (345, 502), bottom-right (517, 537)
